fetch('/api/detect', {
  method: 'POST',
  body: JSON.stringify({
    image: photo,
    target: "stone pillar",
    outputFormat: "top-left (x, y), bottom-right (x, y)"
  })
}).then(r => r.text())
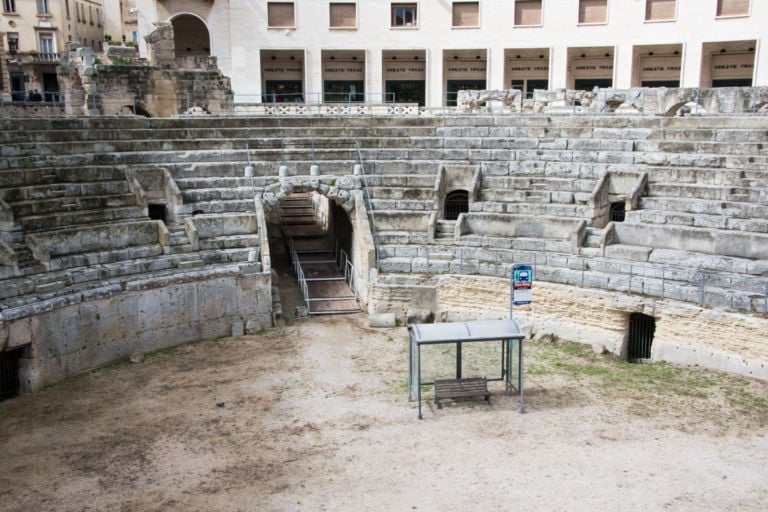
top-left (144, 22), bottom-right (176, 69)
top-left (427, 47), bottom-right (444, 108)
top-left (614, 44), bottom-right (632, 89)
top-left (366, 48), bottom-right (383, 103)
top-left (550, 46), bottom-right (567, 89)
top-left (681, 41), bottom-right (703, 88)
top-left (488, 47), bottom-right (505, 90)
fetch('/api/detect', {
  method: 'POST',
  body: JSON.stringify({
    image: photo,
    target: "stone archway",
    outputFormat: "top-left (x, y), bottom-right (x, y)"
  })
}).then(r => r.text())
top-left (264, 176), bottom-right (376, 308)
top-left (171, 14), bottom-right (211, 58)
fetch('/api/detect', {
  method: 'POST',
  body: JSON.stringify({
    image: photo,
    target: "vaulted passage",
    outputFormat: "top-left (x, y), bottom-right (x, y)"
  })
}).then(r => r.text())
top-left (0, 349), bottom-right (21, 402)
top-left (279, 193), bottom-right (361, 315)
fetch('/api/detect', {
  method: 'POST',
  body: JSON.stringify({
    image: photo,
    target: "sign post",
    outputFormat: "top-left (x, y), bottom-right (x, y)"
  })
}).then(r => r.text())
top-left (510, 263), bottom-right (533, 319)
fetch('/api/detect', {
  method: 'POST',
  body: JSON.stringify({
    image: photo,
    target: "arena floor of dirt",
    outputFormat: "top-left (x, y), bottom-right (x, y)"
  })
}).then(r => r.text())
top-left (1, 269), bottom-right (767, 512)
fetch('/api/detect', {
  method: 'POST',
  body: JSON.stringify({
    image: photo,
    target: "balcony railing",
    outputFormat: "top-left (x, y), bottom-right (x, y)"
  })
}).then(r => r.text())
top-left (6, 51), bottom-right (62, 64)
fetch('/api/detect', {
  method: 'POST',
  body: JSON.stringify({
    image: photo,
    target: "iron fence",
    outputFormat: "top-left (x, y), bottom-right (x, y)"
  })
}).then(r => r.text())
top-left (3, 87), bottom-right (768, 118)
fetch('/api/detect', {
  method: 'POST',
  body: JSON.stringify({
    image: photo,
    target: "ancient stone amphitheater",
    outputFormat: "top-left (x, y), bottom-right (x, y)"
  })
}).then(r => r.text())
top-left (1, 113), bottom-right (767, 396)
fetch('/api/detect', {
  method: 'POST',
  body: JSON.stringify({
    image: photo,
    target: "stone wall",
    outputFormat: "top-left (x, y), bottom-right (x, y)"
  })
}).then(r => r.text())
top-left (371, 274), bottom-right (768, 380)
top-left (1, 266), bottom-right (272, 391)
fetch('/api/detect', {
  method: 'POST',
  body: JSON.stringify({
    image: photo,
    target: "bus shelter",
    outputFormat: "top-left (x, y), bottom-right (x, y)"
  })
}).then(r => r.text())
top-left (408, 319), bottom-right (525, 420)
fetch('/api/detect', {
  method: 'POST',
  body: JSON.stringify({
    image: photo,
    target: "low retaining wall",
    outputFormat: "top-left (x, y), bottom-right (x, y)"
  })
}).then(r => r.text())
top-left (370, 274), bottom-right (768, 380)
top-left (0, 265), bottom-right (272, 391)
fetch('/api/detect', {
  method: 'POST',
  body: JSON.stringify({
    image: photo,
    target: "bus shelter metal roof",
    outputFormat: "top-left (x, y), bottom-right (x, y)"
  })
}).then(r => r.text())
top-left (408, 319), bottom-right (525, 420)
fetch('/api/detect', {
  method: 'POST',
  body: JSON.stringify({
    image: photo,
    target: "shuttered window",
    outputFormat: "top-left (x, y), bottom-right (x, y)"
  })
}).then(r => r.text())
top-left (514, 0), bottom-right (542, 26)
top-left (330, 3), bottom-right (356, 28)
top-left (579, 0), bottom-right (607, 24)
top-left (268, 2), bottom-right (295, 28)
top-left (453, 2), bottom-right (479, 27)
top-left (717, 0), bottom-right (749, 17)
top-left (645, 0), bottom-right (675, 21)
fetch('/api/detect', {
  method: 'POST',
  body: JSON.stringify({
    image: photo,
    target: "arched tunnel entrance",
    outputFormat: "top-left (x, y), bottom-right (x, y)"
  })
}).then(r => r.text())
top-left (275, 191), bottom-right (362, 315)
top-left (171, 14), bottom-right (211, 58)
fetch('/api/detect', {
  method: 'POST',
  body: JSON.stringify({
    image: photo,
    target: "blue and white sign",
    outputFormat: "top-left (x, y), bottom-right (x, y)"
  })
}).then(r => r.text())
top-left (512, 264), bottom-right (533, 306)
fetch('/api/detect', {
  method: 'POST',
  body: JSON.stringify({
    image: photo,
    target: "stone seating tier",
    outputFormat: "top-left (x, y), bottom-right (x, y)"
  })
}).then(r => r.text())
top-left (606, 223), bottom-right (768, 263)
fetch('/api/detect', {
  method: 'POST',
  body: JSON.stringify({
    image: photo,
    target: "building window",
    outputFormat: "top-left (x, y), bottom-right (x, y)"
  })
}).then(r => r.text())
top-left (645, 0), bottom-right (675, 21)
top-left (37, 0), bottom-right (49, 15)
top-left (330, 3), bottom-right (356, 28)
top-left (391, 3), bottom-right (417, 27)
top-left (268, 2), bottom-right (295, 28)
top-left (514, 0), bottom-right (542, 26)
top-left (89, 5), bottom-right (93, 25)
top-left (578, 0), bottom-right (607, 24)
top-left (38, 32), bottom-right (54, 55)
top-left (3, 0), bottom-right (16, 13)
top-left (7, 32), bottom-right (19, 54)
top-left (452, 2), bottom-right (479, 27)
top-left (716, 0), bottom-right (749, 17)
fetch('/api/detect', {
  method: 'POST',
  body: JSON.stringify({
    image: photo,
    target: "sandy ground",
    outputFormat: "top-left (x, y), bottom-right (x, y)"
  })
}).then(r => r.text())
top-left (1, 274), bottom-right (768, 511)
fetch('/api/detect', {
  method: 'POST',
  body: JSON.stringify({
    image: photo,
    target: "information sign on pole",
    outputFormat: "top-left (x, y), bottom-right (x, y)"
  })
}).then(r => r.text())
top-left (512, 264), bottom-right (533, 306)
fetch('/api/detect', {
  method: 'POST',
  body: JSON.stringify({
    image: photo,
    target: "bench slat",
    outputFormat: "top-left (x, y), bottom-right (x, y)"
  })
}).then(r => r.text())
top-left (434, 378), bottom-right (490, 408)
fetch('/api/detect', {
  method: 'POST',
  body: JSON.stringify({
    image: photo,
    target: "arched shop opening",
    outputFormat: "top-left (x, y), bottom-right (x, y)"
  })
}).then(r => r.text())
top-left (322, 50), bottom-right (366, 102)
top-left (444, 49), bottom-right (487, 106)
top-left (383, 50), bottom-right (426, 106)
top-left (171, 14), bottom-right (210, 58)
top-left (567, 46), bottom-right (615, 91)
top-left (261, 50), bottom-right (305, 103)
top-left (701, 40), bottom-right (756, 87)
top-left (505, 48), bottom-right (550, 99)
top-left (632, 44), bottom-right (683, 88)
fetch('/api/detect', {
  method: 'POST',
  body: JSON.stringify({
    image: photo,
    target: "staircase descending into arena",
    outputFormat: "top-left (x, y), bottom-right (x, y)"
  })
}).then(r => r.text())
top-left (280, 193), bottom-right (361, 315)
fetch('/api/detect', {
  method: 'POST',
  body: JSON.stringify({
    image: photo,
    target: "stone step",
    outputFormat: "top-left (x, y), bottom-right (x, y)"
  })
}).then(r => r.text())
top-left (645, 183), bottom-right (766, 202)
top-left (625, 209), bottom-right (768, 233)
top-left (180, 187), bottom-right (256, 202)
top-left (469, 201), bottom-right (591, 219)
top-left (368, 187), bottom-right (435, 200)
top-left (16, 206), bottom-right (147, 233)
top-left (637, 196), bottom-right (768, 219)
top-left (369, 198), bottom-right (436, 211)
top-left (363, 174), bottom-right (436, 188)
top-left (10, 194), bottom-right (139, 218)
top-left (644, 167), bottom-right (768, 187)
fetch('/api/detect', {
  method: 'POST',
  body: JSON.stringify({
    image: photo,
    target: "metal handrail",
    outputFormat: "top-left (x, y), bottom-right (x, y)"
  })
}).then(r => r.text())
top-left (355, 139), bottom-right (379, 269)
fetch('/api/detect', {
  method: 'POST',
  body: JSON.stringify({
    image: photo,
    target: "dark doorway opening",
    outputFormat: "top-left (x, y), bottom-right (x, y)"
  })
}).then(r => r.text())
top-left (148, 204), bottom-right (167, 223)
top-left (446, 79), bottom-right (486, 106)
top-left (511, 79), bottom-right (548, 99)
top-left (712, 78), bottom-right (752, 87)
top-left (610, 202), bottom-right (626, 222)
top-left (264, 80), bottom-right (304, 103)
top-left (42, 73), bottom-right (60, 102)
top-left (330, 200), bottom-right (353, 258)
top-left (641, 80), bottom-right (680, 88)
top-left (574, 78), bottom-right (613, 91)
top-left (0, 349), bottom-right (21, 401)
top-left (628, 313), bottom-right (656, 362)
top-left (324, 81), bottom-right (365, 102)
top-left (386, 80), bottom-right (425, 106)
top-left (444, 190), bottom-right (469, 220)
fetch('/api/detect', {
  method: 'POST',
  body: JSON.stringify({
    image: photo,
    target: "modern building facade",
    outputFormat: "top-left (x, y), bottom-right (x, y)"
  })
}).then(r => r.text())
top-left (1, 0), bottom-right (107, 100)
top-left (97, 1), bottom-right (768, 106)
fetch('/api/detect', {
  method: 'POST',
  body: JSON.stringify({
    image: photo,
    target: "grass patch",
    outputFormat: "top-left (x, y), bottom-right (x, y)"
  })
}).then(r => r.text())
top-left (527, 339), bottom-right (768, 426)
